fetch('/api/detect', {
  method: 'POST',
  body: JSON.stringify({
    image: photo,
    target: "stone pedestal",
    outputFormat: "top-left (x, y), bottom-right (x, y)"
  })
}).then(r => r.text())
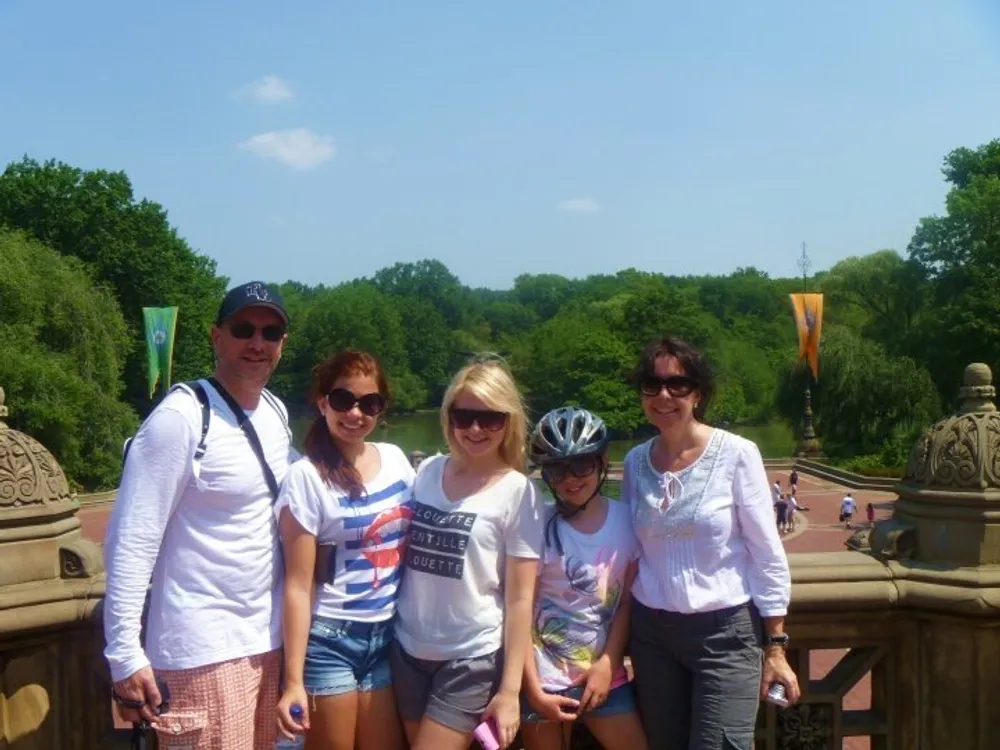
top-left (0, 386), bottom-right (112, 749)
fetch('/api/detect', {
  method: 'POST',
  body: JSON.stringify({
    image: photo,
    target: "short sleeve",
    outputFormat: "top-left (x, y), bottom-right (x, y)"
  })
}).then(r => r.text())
top-left (504, 476), bottom-right (544, 559)
top-left (275, 459), bottom-right (324, 536)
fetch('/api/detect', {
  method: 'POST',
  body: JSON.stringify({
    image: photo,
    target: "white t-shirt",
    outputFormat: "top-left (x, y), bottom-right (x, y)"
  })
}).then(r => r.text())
top-left (772, 482), bottom-right (782, 504)
top-left (394, 455), bottom-right (544, 661)
top-left (532, 499), bottom-right (638, 691)
top-left (841, 496), bottom-right (856, 515)
top-left (275, 444), bottom-right (416, 623)
top-left (103, 380), bottom-right (292, 681)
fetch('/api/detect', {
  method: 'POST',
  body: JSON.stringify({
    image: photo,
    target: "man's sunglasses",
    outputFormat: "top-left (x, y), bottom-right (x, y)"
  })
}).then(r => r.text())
top-left (228, 321), bottom-right (286, 342)
top-left (450, 408), bottom-right (508, 432)
top-left (542, 456), bottom-right (601, 483)
top-left (639, 375), bottom-right (698, 398)
top-left (327, 388), bottom-right (386, 417)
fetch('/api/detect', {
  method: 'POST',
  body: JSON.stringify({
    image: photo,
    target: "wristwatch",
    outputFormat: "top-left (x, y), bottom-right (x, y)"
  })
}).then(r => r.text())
top-left (762, 633), bottom-right (790, 648)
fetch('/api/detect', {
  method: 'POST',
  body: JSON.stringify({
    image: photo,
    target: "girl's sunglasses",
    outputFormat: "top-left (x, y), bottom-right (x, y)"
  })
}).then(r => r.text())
top-left (228, 321), bottom-right (286, 342)
top-left (450, 407), bottom-right (508, 432)
top-left (542, 456), bottom-right (601, 483)
top-left (327, 388), bottom-right (386, 417)
top-left (640, 375), bottom-right (698, 398)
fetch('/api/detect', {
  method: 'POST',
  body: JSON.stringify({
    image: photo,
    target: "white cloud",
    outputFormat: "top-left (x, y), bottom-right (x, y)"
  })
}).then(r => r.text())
top-left (557, 198), bottom-right (600, 214)
top-left (239, 129), bottom-right (336, 170)
top-left (234, 75), bottom-right (293, 104)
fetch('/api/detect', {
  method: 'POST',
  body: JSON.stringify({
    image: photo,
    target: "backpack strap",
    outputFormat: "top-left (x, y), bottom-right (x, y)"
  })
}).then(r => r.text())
top-left (172, 381), bottom-right (211, 461)
top-left (260, 388), bottom-right (292, 443)
top-left (121, 381), bottom-right (211, 468)
top-left (207, 377), bottom-right (281, 502)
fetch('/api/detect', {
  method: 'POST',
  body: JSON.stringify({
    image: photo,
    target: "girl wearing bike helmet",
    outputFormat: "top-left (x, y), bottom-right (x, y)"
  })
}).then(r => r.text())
top-left (522, 407), bottom-right (648, 750)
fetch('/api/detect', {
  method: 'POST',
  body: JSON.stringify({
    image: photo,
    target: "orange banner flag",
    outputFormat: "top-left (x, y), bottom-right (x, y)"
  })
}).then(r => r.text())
top-left (789, 293), bottom-right (823, 380)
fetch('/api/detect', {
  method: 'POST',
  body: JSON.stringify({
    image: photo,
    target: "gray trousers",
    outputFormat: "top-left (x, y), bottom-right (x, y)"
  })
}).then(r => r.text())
top-left (629, 599), bottom-right (763, 750)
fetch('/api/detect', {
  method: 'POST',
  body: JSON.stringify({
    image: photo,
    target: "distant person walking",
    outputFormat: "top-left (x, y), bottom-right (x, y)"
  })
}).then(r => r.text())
top-left (789, 469), bottom-right (799, 496)
top-left (104, 282), bottom-right (294, 750)
top-left (866, 502), bottom-right (875, 526)
top-left (775, 494), bottom-right (789, 534)
top-left (840, 493), bottom-right (857, 529)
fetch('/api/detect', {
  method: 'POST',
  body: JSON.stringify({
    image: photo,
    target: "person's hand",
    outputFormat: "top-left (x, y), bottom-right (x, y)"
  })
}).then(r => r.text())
top-left (482, 688), bottom-right (521, 749)
top-left (576, 654), bottom-right (613, 713)
top-left (276, 683), bottom-right (311, 740)
top-left (112, 666), bottom-right (163, 725)
top-left (527, 686), bottom-right (579, 723)
top-left (760, 648), bottom-right (801, 704)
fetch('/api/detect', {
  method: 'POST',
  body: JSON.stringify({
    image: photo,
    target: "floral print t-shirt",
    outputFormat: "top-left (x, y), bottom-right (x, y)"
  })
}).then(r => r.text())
top-left (531, 498), bottom-right (639, 691)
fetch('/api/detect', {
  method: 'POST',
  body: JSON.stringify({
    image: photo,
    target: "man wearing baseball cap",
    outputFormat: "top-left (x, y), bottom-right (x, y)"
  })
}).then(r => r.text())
top-left (105, 281), bottom-right (295, 749)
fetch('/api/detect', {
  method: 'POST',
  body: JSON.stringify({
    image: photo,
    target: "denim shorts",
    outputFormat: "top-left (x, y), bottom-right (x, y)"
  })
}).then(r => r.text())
top-left (303, 615), bottom-right (394, 696)
top-left (521, 681), bottom-right (637, 722)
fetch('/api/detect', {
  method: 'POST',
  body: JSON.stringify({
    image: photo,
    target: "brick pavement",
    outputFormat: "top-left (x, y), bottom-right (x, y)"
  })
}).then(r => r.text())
top-left (82, 468), bottom-right (897, 749)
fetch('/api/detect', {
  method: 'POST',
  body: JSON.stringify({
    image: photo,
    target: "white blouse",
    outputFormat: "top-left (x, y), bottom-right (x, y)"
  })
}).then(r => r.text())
top-left (623, 429), bottom-right (791, 617)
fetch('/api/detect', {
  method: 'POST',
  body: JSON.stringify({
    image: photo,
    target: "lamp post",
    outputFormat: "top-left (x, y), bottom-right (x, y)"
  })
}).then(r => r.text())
top-left (796, 243), bottom-right (822, 456)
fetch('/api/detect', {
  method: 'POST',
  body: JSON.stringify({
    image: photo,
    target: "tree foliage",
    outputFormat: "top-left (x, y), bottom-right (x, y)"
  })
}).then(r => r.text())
top-left (0, 158), bottom-right (227, 416)
top-left (10, 139), bottom-right (1000, 486)
top-left (0, 230), bottom-right (138, 489)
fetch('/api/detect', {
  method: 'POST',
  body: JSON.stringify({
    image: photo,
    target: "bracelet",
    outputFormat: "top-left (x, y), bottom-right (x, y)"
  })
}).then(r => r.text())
top-left (112, 691), bottom-right (147, 710)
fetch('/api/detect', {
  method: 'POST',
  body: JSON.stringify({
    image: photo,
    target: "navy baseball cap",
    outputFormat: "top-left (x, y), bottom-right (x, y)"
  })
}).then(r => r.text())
top-left (215, 281), bottom-right (289, 326)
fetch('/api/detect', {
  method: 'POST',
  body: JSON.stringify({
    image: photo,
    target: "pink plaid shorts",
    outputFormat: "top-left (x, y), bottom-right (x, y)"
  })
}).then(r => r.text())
top-left (153, 649), bottom-right (281, 750)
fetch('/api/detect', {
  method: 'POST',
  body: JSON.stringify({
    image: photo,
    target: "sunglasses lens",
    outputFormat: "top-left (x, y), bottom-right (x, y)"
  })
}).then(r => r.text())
top-left (228, 322), bottom-right (285, 341)
top-left (451, 409), bottom-right (507, 431)
top-left (665, 377), bottom-right (696, 397)
top-left (261, 325), bottom-right (285, 342)
top-left (357, 394), bottom-right (385, 417)
top-left (639, 378), bottom-right (661, 396)
top-left (570, 457), bottom-right (599, 477)
top-left (327, 389), bottom-right (356, 412)
top-left (229, 322), bottom-right (255, 339)
top-left (544, 464), bottom-right (568, 483)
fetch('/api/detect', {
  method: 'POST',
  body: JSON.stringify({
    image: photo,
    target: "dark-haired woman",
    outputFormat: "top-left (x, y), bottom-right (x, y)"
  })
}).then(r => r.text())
top-left (623, 338), bottom-right (799, 750)
top-left (275, 349), bottom-right (414, 750)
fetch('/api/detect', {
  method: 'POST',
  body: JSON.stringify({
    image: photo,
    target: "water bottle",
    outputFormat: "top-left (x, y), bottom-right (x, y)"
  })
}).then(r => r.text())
top-left (275, 704), bottom-right (305, 749)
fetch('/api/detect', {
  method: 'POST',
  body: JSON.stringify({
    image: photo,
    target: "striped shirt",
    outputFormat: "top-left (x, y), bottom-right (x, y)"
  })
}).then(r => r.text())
top-left (276, 444), bottom-right (416, 622)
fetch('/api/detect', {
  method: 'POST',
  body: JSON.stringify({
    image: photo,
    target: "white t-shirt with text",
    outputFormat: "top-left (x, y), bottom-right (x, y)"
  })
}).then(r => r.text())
top-left (394, 455), bottom-right (544, 661)
top-left (275, 444), bottom-right (416, 623)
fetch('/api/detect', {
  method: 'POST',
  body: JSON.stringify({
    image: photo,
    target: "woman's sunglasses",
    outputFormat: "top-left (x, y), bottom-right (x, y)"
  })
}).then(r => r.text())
top-left (449, 407), bottom-right (508, 432)
top-left (327, 388), bottom-right (386, 417)
top-left (639, 375), bottom-right (698, 398)
top-left (542, 456), bottom-right (601, 483)
top-left (228, 321), bottom-right (286, 342)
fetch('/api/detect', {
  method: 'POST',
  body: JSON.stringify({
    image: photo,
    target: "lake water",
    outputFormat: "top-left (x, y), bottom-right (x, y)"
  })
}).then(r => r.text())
top-left (292, 412), bottom-right (795, 460)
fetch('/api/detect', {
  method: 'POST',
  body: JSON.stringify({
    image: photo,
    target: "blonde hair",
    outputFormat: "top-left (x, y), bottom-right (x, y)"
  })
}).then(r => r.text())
top-left (440, 359), bottom-right (528, 473)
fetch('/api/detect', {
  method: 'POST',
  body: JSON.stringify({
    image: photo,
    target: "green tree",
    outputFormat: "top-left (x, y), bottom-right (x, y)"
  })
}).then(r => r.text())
top-left (0, 230), bottom-right (138, 489)
top-left (907, 139), bottom-right (1000, 398)
top-left (372, 259), bottom-right (471, 329)
top-left (777, 325), bottom-right (940, 465)
top-left (510, 312), bottom-right (641, 432)
top-left (0, 158), bottom-right (226, 415)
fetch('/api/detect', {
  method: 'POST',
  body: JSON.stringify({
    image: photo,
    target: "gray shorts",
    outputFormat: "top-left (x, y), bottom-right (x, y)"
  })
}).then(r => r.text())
top-left (390, 640), bottom-right (503, 734)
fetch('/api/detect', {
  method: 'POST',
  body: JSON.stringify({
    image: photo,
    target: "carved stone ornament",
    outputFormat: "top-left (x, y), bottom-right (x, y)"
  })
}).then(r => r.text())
top-left (903, 363), bottom-right (1000, 490)
top-left (777, 702), bottom-right (834, 750)
top-left (0, 387), bottom-right (73, 508)
top-left (869, 518), bottom-right (917, 561)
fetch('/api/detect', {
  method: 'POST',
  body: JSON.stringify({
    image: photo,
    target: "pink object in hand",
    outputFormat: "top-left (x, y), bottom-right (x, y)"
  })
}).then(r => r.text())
top-left (473, 718), bottom-right (501, 750)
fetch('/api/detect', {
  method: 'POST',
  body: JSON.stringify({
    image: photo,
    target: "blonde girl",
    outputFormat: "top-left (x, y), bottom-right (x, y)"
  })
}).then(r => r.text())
top-left (391, 358), bottom-right (544, 750)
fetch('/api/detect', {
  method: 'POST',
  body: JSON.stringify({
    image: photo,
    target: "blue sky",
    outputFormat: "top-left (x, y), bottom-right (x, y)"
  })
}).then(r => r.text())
top-left (2, 0), bottom-right (999, 290)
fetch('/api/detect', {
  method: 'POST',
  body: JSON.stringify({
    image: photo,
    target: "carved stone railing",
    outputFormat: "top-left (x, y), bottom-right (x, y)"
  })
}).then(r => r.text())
top-left (0, 386), bottom-right (113, 749)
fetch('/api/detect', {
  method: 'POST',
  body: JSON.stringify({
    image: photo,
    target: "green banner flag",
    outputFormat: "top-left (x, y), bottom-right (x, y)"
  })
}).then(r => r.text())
top-left (143, 306), bottom-right (179, 398)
